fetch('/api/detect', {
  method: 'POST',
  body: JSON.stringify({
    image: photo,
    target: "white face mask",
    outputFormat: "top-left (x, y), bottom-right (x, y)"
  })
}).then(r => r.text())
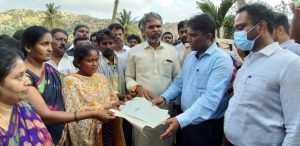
top-left (234, 23), bottom-right (261, 51)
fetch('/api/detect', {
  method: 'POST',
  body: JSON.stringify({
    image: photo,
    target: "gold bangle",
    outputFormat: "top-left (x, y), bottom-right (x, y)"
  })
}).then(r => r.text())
top-left (135, 85), bottom-right (142, 93)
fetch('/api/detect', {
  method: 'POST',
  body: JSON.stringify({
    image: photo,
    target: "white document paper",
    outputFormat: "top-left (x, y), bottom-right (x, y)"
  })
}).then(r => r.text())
top-left (110, 97), bottom-right (170, 134)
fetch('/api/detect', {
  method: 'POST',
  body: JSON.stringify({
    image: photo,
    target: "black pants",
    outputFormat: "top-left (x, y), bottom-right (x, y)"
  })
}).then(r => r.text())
top-left (181, 118), bottom-right (224, 146)
top-left (123, 119), bottom-right (133, 146)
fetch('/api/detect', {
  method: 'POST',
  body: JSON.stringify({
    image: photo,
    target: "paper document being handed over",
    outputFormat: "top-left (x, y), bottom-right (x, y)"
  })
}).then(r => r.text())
top-left (110, 97), bottom-right (170, 134)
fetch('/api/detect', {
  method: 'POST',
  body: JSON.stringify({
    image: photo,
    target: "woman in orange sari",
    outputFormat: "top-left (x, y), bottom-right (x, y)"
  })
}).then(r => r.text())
top-left (62, 44), bottom-right (125, 146)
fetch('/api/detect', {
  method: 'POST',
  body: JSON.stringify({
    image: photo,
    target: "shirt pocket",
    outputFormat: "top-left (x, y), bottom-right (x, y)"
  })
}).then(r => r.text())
top-left (161, 59), bottom-right (173, 78)
top-left (239, 75), bottom-right (267, 107)
top-left (192, 72), bottom-right (209, 90)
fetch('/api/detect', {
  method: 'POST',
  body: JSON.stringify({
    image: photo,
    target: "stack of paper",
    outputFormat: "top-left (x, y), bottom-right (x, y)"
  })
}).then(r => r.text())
top-left (110, 97), bottom-right (170, 133)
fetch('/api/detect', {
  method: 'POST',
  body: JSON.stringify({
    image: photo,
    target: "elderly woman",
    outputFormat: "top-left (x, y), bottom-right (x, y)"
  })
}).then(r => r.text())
top-left (62, 44), bottom-right (125, 146)
top-left (0, 48), bottom-right (52, 145)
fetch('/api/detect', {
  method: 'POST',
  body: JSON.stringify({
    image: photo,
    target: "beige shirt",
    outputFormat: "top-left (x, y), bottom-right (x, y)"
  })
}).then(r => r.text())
top-left (125, 41), bottom-right (180, 97)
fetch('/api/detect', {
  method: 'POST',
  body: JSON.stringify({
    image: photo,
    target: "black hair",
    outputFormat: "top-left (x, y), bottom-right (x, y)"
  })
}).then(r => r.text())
top-left (73, 44), bottom-right (99, 68)
top-left (90, 32), bottom-right (99, 41)
top-left (108, 23), bottom-right (124, 33)
top-left (177, 20), bottom-right (187, 32)
top-left (0, 47), bottom-right (21, 84)
top-left (273, 12), bottom-right (290, 35)
top-left (12, 29), bottom-right (25, 41)
top-left (237, 3), bottom-right (274, 33)
top-left (127, 34), bottom-right (141, 44)
top-left (73, 36), bottom-right (89, 46)
top-left (73, 24), bottom-right (89, 33)
top-left (0, 35), bottom-right (23, 59)
top-left (96, 28), bottom-right (116, 44)
top-left (162, 32), bottom-right (173, 40)
top-left (187, 13), bottom-right (216, 40)
top-left (50, 28), bottom-right (68, 37)
top-left (21, 25), bottom-right (49, 57)
top-left (138, 19), bottom-right (142, 29)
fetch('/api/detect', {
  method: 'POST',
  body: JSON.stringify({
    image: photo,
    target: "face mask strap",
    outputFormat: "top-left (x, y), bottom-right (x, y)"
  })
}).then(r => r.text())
top-left (247, 23), bottom-right (260, 33)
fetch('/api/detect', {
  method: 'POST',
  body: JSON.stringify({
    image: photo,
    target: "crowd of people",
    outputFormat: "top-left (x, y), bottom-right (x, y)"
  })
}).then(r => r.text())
top-left (0, 2), bottom-right (300, 146)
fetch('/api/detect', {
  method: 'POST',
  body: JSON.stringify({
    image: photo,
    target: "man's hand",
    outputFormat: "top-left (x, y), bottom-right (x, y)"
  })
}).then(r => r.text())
top-left (151, 96), bottom-right (166, 107)
top-left (136, 86), bottom-right (153, 100)
top-left (160, 117), bottom-right (180, 140)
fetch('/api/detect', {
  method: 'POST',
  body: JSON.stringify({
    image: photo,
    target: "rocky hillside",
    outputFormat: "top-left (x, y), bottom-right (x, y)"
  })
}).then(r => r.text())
top-left (0, 9), bottom-right (179, 40)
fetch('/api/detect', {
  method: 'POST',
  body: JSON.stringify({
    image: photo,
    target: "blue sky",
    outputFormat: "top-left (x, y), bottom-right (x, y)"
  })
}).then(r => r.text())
top-left (0, 0), bottom-right (290, 23)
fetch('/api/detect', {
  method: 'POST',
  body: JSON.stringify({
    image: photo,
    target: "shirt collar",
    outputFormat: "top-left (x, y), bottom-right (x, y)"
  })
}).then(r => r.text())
top-left (115, 45), bottom-right (129, 53)
top-left (205, 42), bottom-right (218, 55)
top-left (258, 42), bottom-right (280, 56)
top-left (143, 41), bottom-right (165, 50)
top-left (103, 54), bottom-right (117, 65)
top-left (62, 53), bottom-right (70, 59)
top-left (67, 44), bottom-right (74, 50)
top-left (194, 42), bottom-right (217, 57)
top-left (280, 39), bottom-right (294, 49)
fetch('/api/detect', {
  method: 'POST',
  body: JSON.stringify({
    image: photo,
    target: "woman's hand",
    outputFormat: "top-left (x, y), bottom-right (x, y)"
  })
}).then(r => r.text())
top-left (93, 109), bottom-right (116, 123)
top-left (111, 101), bottom-right (125, 110)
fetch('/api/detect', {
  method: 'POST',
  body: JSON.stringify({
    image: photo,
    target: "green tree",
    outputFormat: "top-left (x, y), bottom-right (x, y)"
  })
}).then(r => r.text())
top-left (117, 9), bottom-right (137, 37)
top-left (196, 0), bottom-right (234, 38)
top-left (275, 0), bottom-right (291, 16)
top-left (41, 3), bottom-right (64, 28)
top-left (223, 15), bottom-right (235, 39)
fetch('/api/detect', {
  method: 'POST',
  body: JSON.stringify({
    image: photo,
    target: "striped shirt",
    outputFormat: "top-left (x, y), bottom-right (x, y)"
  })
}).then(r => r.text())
top-left (224, 42), bottom-right (300, 146)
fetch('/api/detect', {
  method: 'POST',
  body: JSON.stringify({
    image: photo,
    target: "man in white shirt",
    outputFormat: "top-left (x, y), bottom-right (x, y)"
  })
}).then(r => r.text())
top-left (108, 23), bottom-right (131, 61)
top-left (175, 20), bottom-right (191, 66)
top-left (47, 28), bottom-right (77, 75)
top-left (224, 3), bottom-right (300, 145)
top-left (273, 12), bottom-right (300, 56)
top-left (125, 12), bottom-right (180, 146)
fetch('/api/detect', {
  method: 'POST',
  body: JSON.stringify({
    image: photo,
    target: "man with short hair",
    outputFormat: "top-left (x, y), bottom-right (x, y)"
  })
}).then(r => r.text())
top-left (90, 31), bottom-right (99, 45)
top-left (175, 20), bottom-right (191, 66)
top-left (126, 12), bottom-right (180, 146)
top-left (127, 34), bottom-right (141, 48)
top-left (162, 32), bottom-right (173, 45)
top-left (96, 29), bottom-right (133, 146)
top-left (47, 28), bottom-right (77, 75)
top-left (66, 24), bottom-right (90, 56)
top-left (290, 3), bottom-right (300, 44)
top-left (73, 36), bottom-right (90, 47)
top-left (108, 23), bottom-right (131, 60)
top-left (152, 13), bottom-right (233, 146)
top-left (224, 3), bottom-right (300, 145)
top-left (273, 12), bottom-right (300, 55)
